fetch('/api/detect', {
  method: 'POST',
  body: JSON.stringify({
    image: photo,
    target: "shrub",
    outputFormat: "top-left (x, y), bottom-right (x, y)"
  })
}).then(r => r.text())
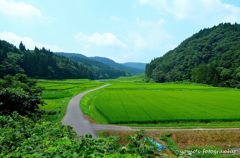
top-left (0, 114), bottom-right (160, 157)
top-left (0, 74), bottom-right (43, 115)
top-left (160, 133), bottom-right (180, 156)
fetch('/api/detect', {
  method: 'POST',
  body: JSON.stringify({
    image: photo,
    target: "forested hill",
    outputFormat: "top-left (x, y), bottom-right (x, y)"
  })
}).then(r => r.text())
top-left (0, 40), bottom-right (127, 79)
top-left (90, 56), bottom-right (144, 74)
top-left (57, 53), bottom-right (145, 75)
top-left (146, 23), bottom-right (240, 88)
top-left (56, 53), bottom-right (128, 79)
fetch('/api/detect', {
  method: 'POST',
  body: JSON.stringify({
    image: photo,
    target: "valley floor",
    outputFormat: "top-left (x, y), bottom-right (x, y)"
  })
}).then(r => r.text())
top-left (38, 77), bottom-right (240, 157)
top-left (38, 77), bottom-right (240, 128)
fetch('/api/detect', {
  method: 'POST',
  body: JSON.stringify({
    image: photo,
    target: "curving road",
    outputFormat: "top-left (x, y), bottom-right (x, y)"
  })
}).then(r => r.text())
top-left (62, 84), bottom-right (110, 138)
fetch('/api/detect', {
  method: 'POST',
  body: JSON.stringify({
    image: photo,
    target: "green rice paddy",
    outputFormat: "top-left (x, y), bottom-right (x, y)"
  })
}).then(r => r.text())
top-left (81, 81), bottom-right (240, 124)
top-left (38, 76), bottom-right (240, 127)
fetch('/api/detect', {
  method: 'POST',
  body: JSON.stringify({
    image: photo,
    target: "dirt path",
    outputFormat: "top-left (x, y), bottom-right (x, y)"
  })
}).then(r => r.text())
top-left (62, 84), bottom-right (110, 138)
top-left (93, 124), bottom-right (240, 132)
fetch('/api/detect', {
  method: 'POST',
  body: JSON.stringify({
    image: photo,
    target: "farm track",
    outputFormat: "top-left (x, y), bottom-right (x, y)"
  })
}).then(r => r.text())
top-left (93, 124), bottom-right (240, 132)
top-left (62, 84), bottom-right (110, 138)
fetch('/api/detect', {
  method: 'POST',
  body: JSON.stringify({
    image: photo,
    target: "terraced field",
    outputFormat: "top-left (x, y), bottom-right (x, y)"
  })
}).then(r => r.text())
top-left (81, 81), bottom-right (240, 124)
top-left (37, 79), bottom-right (103, 121)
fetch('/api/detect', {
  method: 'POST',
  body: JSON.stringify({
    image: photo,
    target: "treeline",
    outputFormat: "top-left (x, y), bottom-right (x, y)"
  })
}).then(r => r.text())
top-left (146, 23), bottom-right (240, 88)
top-left (0, 40), bottom-right (127, 79)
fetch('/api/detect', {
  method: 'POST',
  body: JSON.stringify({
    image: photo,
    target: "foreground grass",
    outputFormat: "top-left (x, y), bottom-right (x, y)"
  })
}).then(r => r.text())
top-left (37, 79), bottom-right (103, 121)
top-left (81, 80), bottom-right (240, 125)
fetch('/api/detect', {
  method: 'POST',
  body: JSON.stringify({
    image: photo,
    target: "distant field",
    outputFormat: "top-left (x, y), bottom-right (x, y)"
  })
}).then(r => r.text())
top-left (81, 81), bottom-right (240, 124)
top-left (37, 79), bottom-right (103, 121)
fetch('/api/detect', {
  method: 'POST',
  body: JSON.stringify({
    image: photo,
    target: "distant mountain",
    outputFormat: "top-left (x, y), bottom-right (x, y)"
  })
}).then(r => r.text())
top-left (56, 53), bottom-right (129, 79)
top-left (90, 56), bottom-right (144, 74)
top-left (123, 62), bottom-right (146, 71)
top-left (146, 23), bottom-right (240, 88)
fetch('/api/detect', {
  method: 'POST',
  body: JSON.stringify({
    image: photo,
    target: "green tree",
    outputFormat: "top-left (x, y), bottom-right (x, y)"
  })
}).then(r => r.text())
top-left (0, 74), bottom-right (43, 115)
top-left (19, 41), bottom-right (26, 51)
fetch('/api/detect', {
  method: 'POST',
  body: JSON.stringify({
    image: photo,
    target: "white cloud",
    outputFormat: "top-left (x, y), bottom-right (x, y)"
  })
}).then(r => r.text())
top-left (0, 0), bottom-right (42, 19)
top-left (0, 31), bottom-right (62, 51)
top-left (138, 0), bottom-right (240, 22)
top-left (75, 32), bottom-right (126, 48)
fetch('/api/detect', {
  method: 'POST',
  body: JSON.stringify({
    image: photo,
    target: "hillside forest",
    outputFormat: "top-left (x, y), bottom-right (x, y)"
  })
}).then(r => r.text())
top-left (146, 23), bottom-right (240, 88)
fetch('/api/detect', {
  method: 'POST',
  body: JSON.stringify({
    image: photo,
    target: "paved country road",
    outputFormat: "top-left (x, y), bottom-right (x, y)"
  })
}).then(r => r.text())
top-left (62, 84), bottom-right (110, 138)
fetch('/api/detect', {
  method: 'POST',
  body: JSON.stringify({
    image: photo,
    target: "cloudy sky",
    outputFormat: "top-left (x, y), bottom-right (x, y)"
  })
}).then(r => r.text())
top-left (0, 0), bottom-right (240, 62)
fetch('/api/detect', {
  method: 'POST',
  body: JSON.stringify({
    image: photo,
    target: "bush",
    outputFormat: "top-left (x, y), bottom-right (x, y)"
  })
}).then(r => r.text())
top-left (125, 130), bottom-right (159, 157)
top-left (0, 74), bottom-right (43, 115)
top-left (0, 113), bottom-right (160, 157)
top-left (160, 133), bottom-right (180, 156)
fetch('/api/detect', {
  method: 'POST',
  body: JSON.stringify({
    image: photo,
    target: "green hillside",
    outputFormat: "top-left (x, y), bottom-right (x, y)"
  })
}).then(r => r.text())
top-left (146, 23), bottom-right (240, 88)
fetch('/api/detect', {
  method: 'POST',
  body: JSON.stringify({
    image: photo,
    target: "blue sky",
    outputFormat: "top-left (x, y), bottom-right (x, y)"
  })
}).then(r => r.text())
top-left (0, 0), bottom-right (240, 63)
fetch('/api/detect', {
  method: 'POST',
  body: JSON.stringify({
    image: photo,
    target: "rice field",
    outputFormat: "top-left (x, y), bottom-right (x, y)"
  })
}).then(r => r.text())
top-left (81, 81), bottom-right (240, 124)
top-left (37, 77), bottom-right (240, 126)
